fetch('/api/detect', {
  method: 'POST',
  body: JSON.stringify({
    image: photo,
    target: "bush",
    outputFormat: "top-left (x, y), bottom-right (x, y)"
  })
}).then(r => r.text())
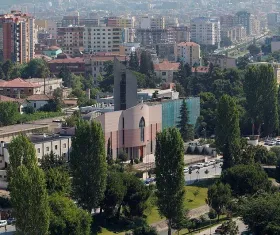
top-left (0, 196), bottom-right (11, 208)
top-left (18, 111), bottom-right (64, 123)
top-left (208, 208), bottom-right (217, 219)
top-left (134, 159), bottom-right (139, 164)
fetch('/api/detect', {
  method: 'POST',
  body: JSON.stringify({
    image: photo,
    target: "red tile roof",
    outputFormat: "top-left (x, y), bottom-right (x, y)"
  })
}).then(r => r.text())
top-left (48, 58), bottom-right (85, 64)
top-left (191, 66), bottom-right (209, 73)
top-left (0, 78), bottom-right (41, 88)
top-left (177, 42), bottom-right (200, 47)
top-left (0, 95), bottom-right (17, 102)
top-left (26, 94), bottom-right (52, 101)
top-left (88, 56), bottom-right (127, 62)
top-left (154, 61), bottom-right (180, 71)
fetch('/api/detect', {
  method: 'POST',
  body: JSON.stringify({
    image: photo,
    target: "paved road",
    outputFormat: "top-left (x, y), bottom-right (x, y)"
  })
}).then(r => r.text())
top-left (195, 218), bottom-right (247, 235)
top-left (0, 225), bottom-right (15, 234)
top-left (185, 164), bottom-right (222, 185)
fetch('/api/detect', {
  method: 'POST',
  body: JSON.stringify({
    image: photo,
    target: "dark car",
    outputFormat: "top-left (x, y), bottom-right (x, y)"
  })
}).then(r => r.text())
top-left (7, 217), bottom-right (16, 225)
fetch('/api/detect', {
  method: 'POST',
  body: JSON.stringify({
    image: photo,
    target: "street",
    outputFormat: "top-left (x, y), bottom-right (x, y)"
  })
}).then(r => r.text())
top-left (0, 225), bottom-right (15, 234)
top-left (185, 163), bottom-right (222, 185)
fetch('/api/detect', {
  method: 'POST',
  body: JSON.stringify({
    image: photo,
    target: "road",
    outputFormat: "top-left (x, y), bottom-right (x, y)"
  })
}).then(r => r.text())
top-left (195, 218), bottom-right (247, 235)
top-left (0, 225), bottom-right (15, 234)
top-left (185, 163), bottom-right (222, 185)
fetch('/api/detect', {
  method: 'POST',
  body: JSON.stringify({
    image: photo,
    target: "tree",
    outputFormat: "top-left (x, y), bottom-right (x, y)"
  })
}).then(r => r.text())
top-left (8, 135), bottom-right (49, 235)
top-left (59, 65), bottom-right (72, 87)
top-left (122, 174), bottom-right (151, 218)
top-left (49, 194), bottom-right (92, 235)
top-left (129, 51), bottom-right (139, 71)
top-left (244, 65), bottom-right (279, 136)
top-left (247, 44), bottom-right (261, 56)
top-left (177, 99), bottom-right (194, 142)
top-left (219, 219), bottom-right (239, 235)
top-left (207, 182), bottom-right (231, 221)
top-left (100, 171), bottom-right (126, 217)
top-left (215, 95), bottom-right (240, 170)
top-left (0, 101), bottom-right (20, 126)
top-left (155, 128), bottom-right (185, 235)
top-left (133, 225), bottom-right (158, 235)
top-left (40, 151), bottom-right (67, 171)
top-left (221, 164), bottom-right (271, 196)
top-left (240, 193), bottom-right (280, 234)
top-left (106, 139), bottom-right (113, 165)
top-left (220, 36), bottom-right (233, 48)
top-left (22, 59), bottom-right (50, 78)
top-left (2, 60), bottom-right (13, 80)
top-left (175, 82), bottom-right (186, 97)
top-left (10, 165), bottom-right (50, 235)
top-left (140, 51), bottom-right (153, 75)
top-left (70, 120), bottom-right (107, 212)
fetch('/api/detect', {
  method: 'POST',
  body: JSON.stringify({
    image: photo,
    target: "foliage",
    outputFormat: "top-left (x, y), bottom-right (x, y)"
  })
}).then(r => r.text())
top-left (21, 59), bottom-right (50, 78)
top-left (240, 193), bottom-right (280, 234)
top-left (177, 99), bottom-right (194, 142)
top-left (23, 105), bottom-right (36, 114)
top-left (118, 151), bottom-right (129, 162)
top-left (133, 225), bottom-right (158, 235)
top-left (219, 219), bottom-right (239, 235)
top-left (18, 111), bottom-right (63, 123)
top-left (215, 95), bottom-right (240, 170)
top-left (49, 194), bottom-right (92, 235)
top-left (207, 182), bottom-right (231, 221)
top-left (221, 164), bottom-right (271, 196)
top-left (247, 44), bottom-right (261, 56)
top-left (129, 52), bottom-right (139, 71)
top-left (139, 51), bottom-right (154, 75)
top-left (99, 61), bottom-right (114, 92)
top-left (155, 128), bottom-right (185, 235)
top-left (208, 208), bottom-right (217, 219)
top-left (220, 36), bottom-right (232, 48)
top-left (40, 151), bottom-right (67, 171)
top-left (100, 171), bottom-right (126, 218)
top-left (244, 65), bottom-right (279, 136)
top-left (70, 120), bottom-right (107, 212)
top-left (107, 139), bottom-right (113, 165)
top-left (63, 111), bottom-right (81, 127)
top-left (0, 101), bottom-right (20, 126)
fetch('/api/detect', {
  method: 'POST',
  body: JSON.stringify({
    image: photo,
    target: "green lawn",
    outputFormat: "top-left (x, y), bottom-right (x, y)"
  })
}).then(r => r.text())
top-left (145, 185), bottom-right (208, 224)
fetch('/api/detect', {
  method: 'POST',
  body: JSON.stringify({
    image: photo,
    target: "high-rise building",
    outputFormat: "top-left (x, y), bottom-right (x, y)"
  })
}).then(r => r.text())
top-left (267, 13), bottom-right (280, 27)
top-left (190, 17), bottom-right (221, 46)
top-left (57, 25), bottom-right (84, 56)
top-left (61, 15), bottom-right (79, 27)
top-left (140, 16), bottom-right (165, 30)
top-left (220, 15), bottom-right (235, 28)
top-left (0, 11), bottom-right (36, 63)
top-left (83, 26), bottom-right (123, 53)
top-left (113, 58), bottom-right (137, 111)
top-left (174, 42), bottom-right (201, 66)
top-left (107, 16), bottom-right (135, 28)
top-left (235, 11), bottom-right (251, 35)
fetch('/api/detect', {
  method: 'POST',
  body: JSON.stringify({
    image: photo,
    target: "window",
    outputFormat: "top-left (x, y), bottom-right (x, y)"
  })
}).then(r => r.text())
top-left (63, 143), bottom-right (66, 148)
top-left (55, 145), bottom-right (58, 150)
top-left (46, 147), bottom-right (50, 151)
top-left (162, 72), bottom-right (167, 76)
top-left (139, 117), bottom-right (145, 142)
top-left (37, 148), bottom-right (40, 153)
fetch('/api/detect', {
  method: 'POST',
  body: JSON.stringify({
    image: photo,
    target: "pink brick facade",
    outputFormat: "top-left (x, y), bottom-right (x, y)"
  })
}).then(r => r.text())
top-left (95, 104), bottom-right (162, 160)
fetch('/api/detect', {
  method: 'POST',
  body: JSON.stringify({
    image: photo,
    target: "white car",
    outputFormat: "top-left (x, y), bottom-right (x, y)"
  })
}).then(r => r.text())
top-left (208, 160), bottom-right (216, 165)
top-left (183, 167), bottom-right (189, 173)
top-left (196, 163), bottom-right (205, 169)
top-left (0, 220), bottom-right (7, 227)
top-left (204, 161), bottom-right (210, 167)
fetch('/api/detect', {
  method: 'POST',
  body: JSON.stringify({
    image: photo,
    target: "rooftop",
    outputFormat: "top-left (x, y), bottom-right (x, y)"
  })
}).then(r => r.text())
top-left (26, 94), bottom-right (52, 101)
top-left (0, 95), bottom-right (18, 102)
top-left (154, 61), bottom-right (180, 71)
top-left (48, 57), bottom-right (85, 64)
top-left (29, 134), bottom-right (71, 144)
top-left (0, 78), bottom-right (41, 88)
top-left (0, 123), bottom-right (49, 136)
top-left (177, 42), bottom-right (200, 47)
top-left (191, 66), bottom-right (209, 73)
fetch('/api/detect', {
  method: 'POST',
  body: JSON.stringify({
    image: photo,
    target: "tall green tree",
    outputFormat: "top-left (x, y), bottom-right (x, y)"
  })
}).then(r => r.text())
top-left (0, 101), bottom-right (20, 126)
top-left (207, 182), bottom-right (231, 221)
top-left (70, 120), bottom-right (107, 212)
top-left (2, 60), bottom-right (13, 80)
top-left (22, 59), bottom-right (50, 78)
top-left (219, 219), bottom-right (239, 235)
top-left (177, 99), bottom-right (194, 141)
top-left (215, 95), bottom-right (240, 170)
top-left (8, 135), bottom-right (49, 235)
top-left (244, 65), bottom-right (279, 136)
top-left (155, 128), bottom-right (185, 235)
top-left (49, 194), bottom-right (92, 235)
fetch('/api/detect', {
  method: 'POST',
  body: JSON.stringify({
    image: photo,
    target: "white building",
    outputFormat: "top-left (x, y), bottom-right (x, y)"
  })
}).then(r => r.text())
top-left (191, 17), bottom-right (221, 46)
top-left (174, 42), bottom-right (201, 66)
top-left (83, 26), bottom-right (124, 53)
top-left (47, 20), bottom-right (58, 38)
top-left (25, 94), bottom-right (51, 110)
top-left (140, 16), bottom-right (165, 29)
top-left (119, 42), bottom-right (141, 56)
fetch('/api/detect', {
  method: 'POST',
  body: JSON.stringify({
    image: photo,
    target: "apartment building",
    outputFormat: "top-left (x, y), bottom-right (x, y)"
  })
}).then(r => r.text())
top-left (140, 16), bottom-right (165, 29)
top-left (267, 13), bottom-right (280, 27)
top-left (57, 25), bottom-right (84, 56)
top-left (221, 26), bottom-right (246, 43)
top-left (83, 26), bottom-right (123, 53)
top-left (0, 11), bottom-right (36, 63)
top-left (220, 15), bottom-right (236, 28)
top-left (174, 42), bottom-right (201, 66)
top-left (190, 17), bottom-right (221, 46)
top-left (235, 11), bottom-right (251, 36)
top-left (107, 16), bottom-right (135, 28)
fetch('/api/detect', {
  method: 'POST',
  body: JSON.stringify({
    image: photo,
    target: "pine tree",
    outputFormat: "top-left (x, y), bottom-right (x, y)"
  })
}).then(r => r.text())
top-left (71, 120), bottom-right (107, 212)
top-left (177, 99), bottom-right (194, 142)
top-left (107, 138), bottom-right (113, 165)
top-left (216, 95), bottom-right (240, 170)
top-left (155, 128), bottom-right (185, 235)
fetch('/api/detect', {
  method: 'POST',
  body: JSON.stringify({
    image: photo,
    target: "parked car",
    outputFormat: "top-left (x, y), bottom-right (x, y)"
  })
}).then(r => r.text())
top-left (190, 164), bottom-right (200, 170)
top-left (276, 140), bottom-right (280, 146)
top-left (204, 161), bottom-right (210, 167)
top-left (208, 160), bottom-right (216, 165)
top-left (196, 163), bottom-right (205, 169)
top-left (0, 220), bottom-right (7, 227)
top-left (7, 217), bottom-right (15, 225)
top-left (184, 167), bottom-right (189, 173)
top-left (216, 159), bottom-right (223, 163)
top-left (268, 141), bottom-right (276, 146)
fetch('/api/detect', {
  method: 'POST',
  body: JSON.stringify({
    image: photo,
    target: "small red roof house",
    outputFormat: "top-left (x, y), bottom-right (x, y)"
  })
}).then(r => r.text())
top-left (25, 94), bottom-right (52, 110)
top-left (154, 61), bottom-right (180, 83)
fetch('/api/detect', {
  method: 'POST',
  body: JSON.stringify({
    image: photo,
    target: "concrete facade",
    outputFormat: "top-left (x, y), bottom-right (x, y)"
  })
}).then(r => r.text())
top-left (175, 42), bottom-right (201, 66)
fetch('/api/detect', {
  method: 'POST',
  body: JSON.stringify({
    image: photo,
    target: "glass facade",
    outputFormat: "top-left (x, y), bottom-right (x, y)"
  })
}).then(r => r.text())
top-left (162, 97), bottom-right (200, 130)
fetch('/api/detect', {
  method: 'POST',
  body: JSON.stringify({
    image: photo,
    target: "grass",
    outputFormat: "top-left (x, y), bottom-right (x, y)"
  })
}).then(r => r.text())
top-left (145, 185), bottom-right (208, 224)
